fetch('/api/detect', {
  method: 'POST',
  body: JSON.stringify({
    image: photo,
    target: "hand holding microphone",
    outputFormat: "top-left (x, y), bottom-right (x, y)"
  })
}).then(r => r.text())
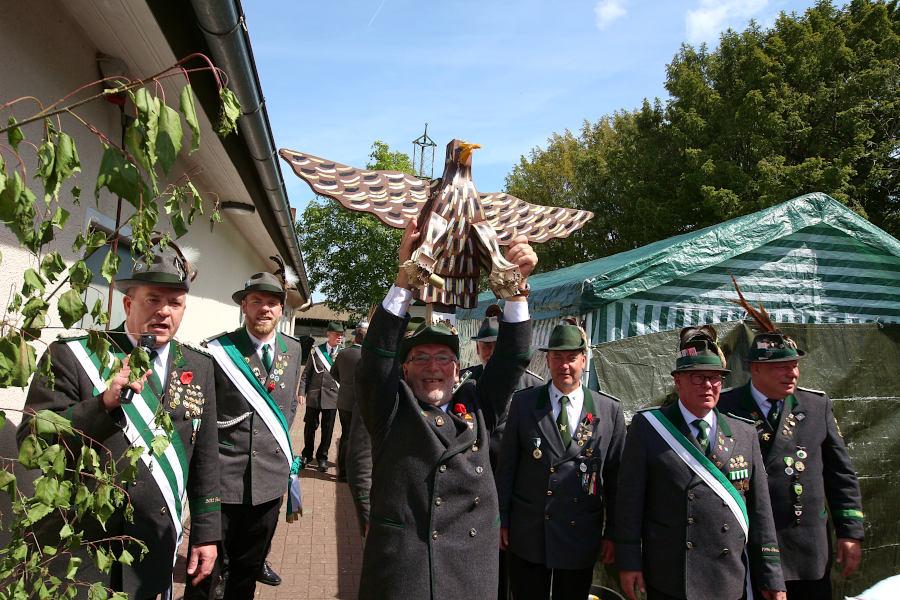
top-left (101, 334), bottom-right (156, 410)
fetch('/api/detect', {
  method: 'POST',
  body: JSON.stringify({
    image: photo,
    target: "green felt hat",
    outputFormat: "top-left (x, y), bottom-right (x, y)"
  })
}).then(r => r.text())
top-left (326, 321), bottom-right (344, 333)
top-left (405, 316), bottom-right (425, 337)
top-left (539, 323), bottom-right (587, 352)
top-left (748, 332), bottom-right (806, 363)
top-left (472, 317), bottom-right (499, 342)
top-left (399, 321), bottom-right (459, 362)
top-left (672, 327), bottom-right (730, 374)
top-left (232, 272), bottom-right (286, 304)
top-left (114, 243), bottom-right (195, 293)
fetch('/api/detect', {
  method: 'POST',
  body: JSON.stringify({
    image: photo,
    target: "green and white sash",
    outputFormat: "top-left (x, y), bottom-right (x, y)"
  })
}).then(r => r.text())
top-left (644, 409), bottom-right (749, 539)
top-left (205, 336), bottom-right (293, 464)
top-left (312, 343), bottom-right (338, 382)
top-left (65, 339), bottom-right (188, 554)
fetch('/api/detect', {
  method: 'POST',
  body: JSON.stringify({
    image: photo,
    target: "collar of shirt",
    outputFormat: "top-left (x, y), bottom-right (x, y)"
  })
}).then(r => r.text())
top-left (548, 382), bottom-right (584, 426)
top-left (749, 380), bottom-right (781, 416)
top-left (246, 329), bottom-right (276, 361)
top-left (125, 333), bottom-right (170, 382)
top-left (678, 399), bottom-right (717, 442)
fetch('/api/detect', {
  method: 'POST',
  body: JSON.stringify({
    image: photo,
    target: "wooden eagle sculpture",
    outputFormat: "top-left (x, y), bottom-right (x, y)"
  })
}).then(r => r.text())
top-left (280, 139), bottom-right (593, 309)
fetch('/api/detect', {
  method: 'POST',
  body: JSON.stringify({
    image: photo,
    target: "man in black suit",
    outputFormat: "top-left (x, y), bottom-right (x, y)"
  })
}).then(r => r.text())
top-left (616, 326), bottom-right (786, 600)
top-left (356, 221), bottom-right (537, 599)
top-left (719, 330), bottom-right (864, 599)
top-left (19, 245), bottom-right (220, 599)
top-left (299, 321), bottom-right (343, 471)
top-left (332, 322), bottom-right (366, 482)
top-left (462, 307), bottom-right (544, 391)
top-left (496, 321), bottom-right (625, 600)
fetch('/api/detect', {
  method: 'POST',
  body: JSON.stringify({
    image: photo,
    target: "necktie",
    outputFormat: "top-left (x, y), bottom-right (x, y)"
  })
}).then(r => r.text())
top-left (694, 419), bottom-right (710, 454)
top-left (767, 399), bottom-right (781, 430)
top-left (262, 344), bottom-right (273, 372)
top-left (145, 350), bottom-right (161, 395)
top-left (557, 395), bottom-right (572, 447)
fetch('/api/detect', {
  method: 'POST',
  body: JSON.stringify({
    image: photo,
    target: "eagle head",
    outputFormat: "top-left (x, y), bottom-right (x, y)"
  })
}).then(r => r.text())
top-left (446, 139), bottom-right (481, 167)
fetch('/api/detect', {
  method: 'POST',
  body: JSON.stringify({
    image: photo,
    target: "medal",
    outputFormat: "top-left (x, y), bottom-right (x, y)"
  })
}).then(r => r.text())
top-left (793, 483), bottom-right (803, 496)
top-left (784, 456), bottom-right (794, 467)
top-left (532, 438), bottom-right (542, 460)
top-left (785, 467), bottom-right (794, 476)
top-left (795, 461), bottom-right (805, 472)
top-left (796, 448), bottom-right (807, 459)
top-left (435, 415), bottom-right (445, 427)
top-left (762, 433), bottom-right (772, 441)
top-left (580, 462), bottom-right (588, 473)
top-left (796, 412), bottom-right (806, 421)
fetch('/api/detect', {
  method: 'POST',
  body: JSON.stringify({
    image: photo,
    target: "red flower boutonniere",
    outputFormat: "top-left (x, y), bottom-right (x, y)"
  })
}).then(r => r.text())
top-left (267, 381), bottom-right (276, 392)
top-left (585, 413), bottom-right (594, 424)
top-left (180, 371), bottom-right (193, 385)
top-left (453, 403), bottom-right (468, 417)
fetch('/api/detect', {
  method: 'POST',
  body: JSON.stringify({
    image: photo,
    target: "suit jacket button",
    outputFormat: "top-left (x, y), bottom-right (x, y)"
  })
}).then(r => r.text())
top-left (475, 466), bottom-right (484, 474)
top-left (686, 541), bottom-right (693, 549)
top-left (722, 524), bottom-right (729, 532)
top-left (439, 464), bottom-right (447, 473)
top-left (546, 490), bottom-right (553, 496)
top-left (275, 447), bottom-right (280, 453)
top-left (435, 497), bottom-right (443, 506)
top-left (469, 528), bottom-right (477, 537)
top-left (687, 492), bottom-right (695, 500)
top-left (160, 507), bottom-right (167, 515)
top-left (545, 514), bottom-right (550, 520)
top-left (687, 517), bottom-right (695, 524)
top-left (252, 450), bottom-right (258, 457)
top-left (570, 521), bottom-right (576, 527)
top-left (720, 548), bottom-right (730, 556)
top-left (549, 467), bottom-right (555, 473)
top-left (473, 497), bottom-right (480, 506)
top-left (472, 445), bottom-right (478, 452)
top-left (253, 429), bottom-right (259, 435)
top-left (432, 531), bottom-right (438, 540)
top-left (573, 498), bottom-right (579, 503)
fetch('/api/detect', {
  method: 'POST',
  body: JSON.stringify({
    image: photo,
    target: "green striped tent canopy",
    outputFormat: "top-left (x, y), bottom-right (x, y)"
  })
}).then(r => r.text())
top-left (458, 193), bottom-right (900, 374)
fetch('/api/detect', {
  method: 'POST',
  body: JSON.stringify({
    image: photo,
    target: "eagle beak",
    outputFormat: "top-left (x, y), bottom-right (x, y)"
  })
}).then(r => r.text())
top-left (458, 142), bottom-right (482, 165)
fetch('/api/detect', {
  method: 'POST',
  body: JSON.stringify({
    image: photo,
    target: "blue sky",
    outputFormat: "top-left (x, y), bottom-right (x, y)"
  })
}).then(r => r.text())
top-left (243, 0), bottom-right (823, 214)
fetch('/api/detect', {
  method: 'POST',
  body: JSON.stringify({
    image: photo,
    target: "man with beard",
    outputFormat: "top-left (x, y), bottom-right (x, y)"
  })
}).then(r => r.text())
top-left (299, 321), bottom-right (343, 472)
top-left (356, 220), bottom-right (537, 599)
top-left (18, 244), bottom-right (220, 599)
top-left (190, 271), bottom-right (304, 600)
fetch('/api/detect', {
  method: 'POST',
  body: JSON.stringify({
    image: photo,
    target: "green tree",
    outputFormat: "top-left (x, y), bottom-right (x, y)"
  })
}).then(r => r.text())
top-left (296, 141), bottom-right (415, 320)
top-left (508, 0), bottom-right (899, 265)
top-left (0, 55), bottom-right (240, 598)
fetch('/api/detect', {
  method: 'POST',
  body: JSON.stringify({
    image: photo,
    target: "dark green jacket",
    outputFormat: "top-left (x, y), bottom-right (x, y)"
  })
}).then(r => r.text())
top-left (719, 383), bottom-right (864, 582)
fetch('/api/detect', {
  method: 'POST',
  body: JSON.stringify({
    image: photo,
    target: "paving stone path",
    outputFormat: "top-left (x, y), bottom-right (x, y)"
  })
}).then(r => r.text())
top-left (173, 416), bottom-right (364, 599)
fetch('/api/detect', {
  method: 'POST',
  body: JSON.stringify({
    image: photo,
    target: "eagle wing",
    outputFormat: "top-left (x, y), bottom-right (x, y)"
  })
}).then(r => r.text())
top-left (280, 148), bottom-right (432, 229)
top-left (479, 192), bottom-right (594, 244)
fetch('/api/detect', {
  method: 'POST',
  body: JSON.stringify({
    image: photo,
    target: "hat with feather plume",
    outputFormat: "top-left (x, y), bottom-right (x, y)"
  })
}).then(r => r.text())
top-left (731, 276), bottom-right (806, 363)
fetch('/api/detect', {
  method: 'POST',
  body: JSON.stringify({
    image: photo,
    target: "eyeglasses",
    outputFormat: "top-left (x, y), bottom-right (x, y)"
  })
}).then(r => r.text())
top-left (407, 353), bottom-right (456, 366)
top-left (688, 374), bottom-right (724, 386)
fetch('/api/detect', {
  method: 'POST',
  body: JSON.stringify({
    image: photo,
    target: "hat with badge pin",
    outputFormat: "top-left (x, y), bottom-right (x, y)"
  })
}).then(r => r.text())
top-left (114, 237), bottom-right (197, 293)
top-left (731, 276), bottom-right (806, 363)
top-left (672, 325), bottom-right (731, 375)
top-left (232, 271), bottom-right (286, 304)
top-left (400, 320), bottom-right (459, 363)
top-left (472, 304), bottom-right (502, 342)
top-left (540, 317), bottom-right (588, 352)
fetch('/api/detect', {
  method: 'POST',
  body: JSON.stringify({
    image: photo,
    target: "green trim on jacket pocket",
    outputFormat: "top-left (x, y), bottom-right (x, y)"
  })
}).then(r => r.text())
top-left (371, 515), bottom-right (405, 529)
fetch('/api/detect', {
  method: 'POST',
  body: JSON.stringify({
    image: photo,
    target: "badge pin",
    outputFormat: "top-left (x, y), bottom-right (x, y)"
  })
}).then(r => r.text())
top-left (784, 456), bottom-right (794, 467)
top-left (785, 467), bottom-right (794, 475)
top-left (796, 413), bottom-right (806, 421)
top-left (580, 462), bottom-right (588, 473)
top-left (793, 483), bottom-right (803, 496)
top-left (762, 433), bottom-right (772, 441)
top-left (795, 461), bottom-right (805, 472)
top-left (435, 416), bottom-right (445, 427)
top-left (796, 449), bottom-right (808, 459)
top-left (533, 448), bottom-right (542, 459)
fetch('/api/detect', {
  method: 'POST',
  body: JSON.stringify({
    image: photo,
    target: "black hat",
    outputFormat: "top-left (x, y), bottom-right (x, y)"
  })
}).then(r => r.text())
top-left (672, 326), bottom-right (730, 375)
top-left (114, 242), bottom-right (196, 293)
top-left (399, 321), bottom-right (459, 362)
top-left (748, 332), bottom-right (806, 363)
top-left (472, 317), bottom-right (499, 342)
top-left (232, 272), bottom-right (286, 304)
top-left (539, 323), bottom-right (587, 352)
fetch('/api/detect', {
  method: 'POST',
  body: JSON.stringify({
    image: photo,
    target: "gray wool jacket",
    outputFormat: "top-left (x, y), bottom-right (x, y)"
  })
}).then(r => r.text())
top-left (357, 305), bottom-right (532, 600)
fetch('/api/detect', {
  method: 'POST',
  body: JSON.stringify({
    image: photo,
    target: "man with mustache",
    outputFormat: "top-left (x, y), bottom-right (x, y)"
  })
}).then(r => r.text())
top-left (19, 244), bottom-right (220, 599)
top-left (356, 221), bottom-right (537, 599)
top-left (192, 271), bottom-right (305, 599)
top-left (719, 330), bottom-right (864, 599)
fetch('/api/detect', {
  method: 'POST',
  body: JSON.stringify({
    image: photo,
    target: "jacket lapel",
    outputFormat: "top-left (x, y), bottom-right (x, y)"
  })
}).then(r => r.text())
top-left (766, 393), bottom-right (799, 467)
top-left (533, 384), bottom-right (566, 458)
top-left (663, 401), bottom-right (704, 453)
top-left (708, 408), bottom-right (736, 472)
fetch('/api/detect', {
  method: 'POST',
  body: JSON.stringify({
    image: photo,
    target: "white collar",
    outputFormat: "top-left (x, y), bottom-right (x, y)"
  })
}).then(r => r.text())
top-left (548, 381), bottom-right (584, 406)
top-left (246, 328), bottom-right (276, 349)
top-left (678, 399), bottom-right (715, 430)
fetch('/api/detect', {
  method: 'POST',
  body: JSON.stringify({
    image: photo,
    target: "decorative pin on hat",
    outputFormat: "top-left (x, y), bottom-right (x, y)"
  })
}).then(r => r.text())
top-left (731, 276), bottom-right (806, 363)
top-left (672, 325), bottom-right (730, 375)
top-left (114, 237), bottom-right (197, 293)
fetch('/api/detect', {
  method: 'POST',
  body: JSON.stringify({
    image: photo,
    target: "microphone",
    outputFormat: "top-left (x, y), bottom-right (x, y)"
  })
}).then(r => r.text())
top-left (120, 333), bottom-right (157, 404)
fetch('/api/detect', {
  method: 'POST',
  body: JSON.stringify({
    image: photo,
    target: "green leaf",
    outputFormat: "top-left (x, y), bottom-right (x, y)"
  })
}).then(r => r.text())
top-left (100, 249), bottom-right (120, 283)
top-left (40, 251), bottom-right (66, 283)
top-left (71, 184), bottom-right (81, 203)
top-left (7, 292), bottom-right (22, 313)
top-left (0, 468), bottom-right (16, 497)
top-left (0, 333), bottom-right (37, 387)
top-left (180, 84), bottom-right (200, 153)
top-left (95, 146), bottom-right (141, 202)
top-left (88, 579), bottom-right (110, 598)
top-left (52, 131), bottom-right (81, 198)
top-left (150, 434), bottom-right (170, 457)
top-left (128, 347), bottom-right (152, 384)
top-left (58, 288), bottom-right (88, 328)
top-left (68, 260), bottom-right (93, 293)
top-left (25, 501), bottom-right (53, 524)
top-left (186, 181), bottom-right (204, 223)
top-left (37, 354), bottom-right (55, 392)
top-left (34, 475), bottom-right (59, 506)
top-left (7, 117), bottom-right (23, 150)
top-left (118, 548), bottom-right (134, 566)
top-left (18, 435), bottom-right (42, 469)
top-left (0, 153), bottom-right (7, 197)
top-left (37, 137), bottom-right (56, 198)
top-left (156, 104), bottom-right (183, 175)
top-left (216, 87), bottom-right (241, 137)
top-left (59, 523), bottom-right (74, 539)
top-left (0, 409), bottom-right (5, 430)
top-left (64, 556), bottom-right (81, 580)
top-left (33, 409), bottom-right (73, 437)
top-left (21, 296), bottom-right (50, 338)
top-left (22, 269), bottom-right (45, 296)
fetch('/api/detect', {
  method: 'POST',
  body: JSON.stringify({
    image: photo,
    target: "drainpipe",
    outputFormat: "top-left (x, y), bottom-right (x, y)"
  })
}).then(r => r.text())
top-left (188, 0), bottom-right (310, 300)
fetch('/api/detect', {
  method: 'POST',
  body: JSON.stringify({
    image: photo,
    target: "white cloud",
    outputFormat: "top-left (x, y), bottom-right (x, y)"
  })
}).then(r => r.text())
top-left (686, 0), bottom-right (768, 45)
top-left (594, 0), bottom-right (627, 30)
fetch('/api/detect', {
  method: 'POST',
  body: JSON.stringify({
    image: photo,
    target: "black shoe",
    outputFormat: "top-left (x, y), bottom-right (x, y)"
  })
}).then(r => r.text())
top-left (305, 458), bottom-right (318, 469)
top-left (257, 560), bottom-right (282, 586)
top-left (317, 462), bottom-right (328, 473)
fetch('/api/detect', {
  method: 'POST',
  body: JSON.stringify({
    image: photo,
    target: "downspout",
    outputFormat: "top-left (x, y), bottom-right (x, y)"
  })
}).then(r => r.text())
top-left (188, 0), bottom-right (310, 300)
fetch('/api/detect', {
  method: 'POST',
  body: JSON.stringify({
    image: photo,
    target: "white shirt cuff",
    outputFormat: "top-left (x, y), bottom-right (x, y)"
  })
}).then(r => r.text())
top-left (382, 285), bottom-right (413, 317)
top-left (503, 299), bottom-right (529, 323)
